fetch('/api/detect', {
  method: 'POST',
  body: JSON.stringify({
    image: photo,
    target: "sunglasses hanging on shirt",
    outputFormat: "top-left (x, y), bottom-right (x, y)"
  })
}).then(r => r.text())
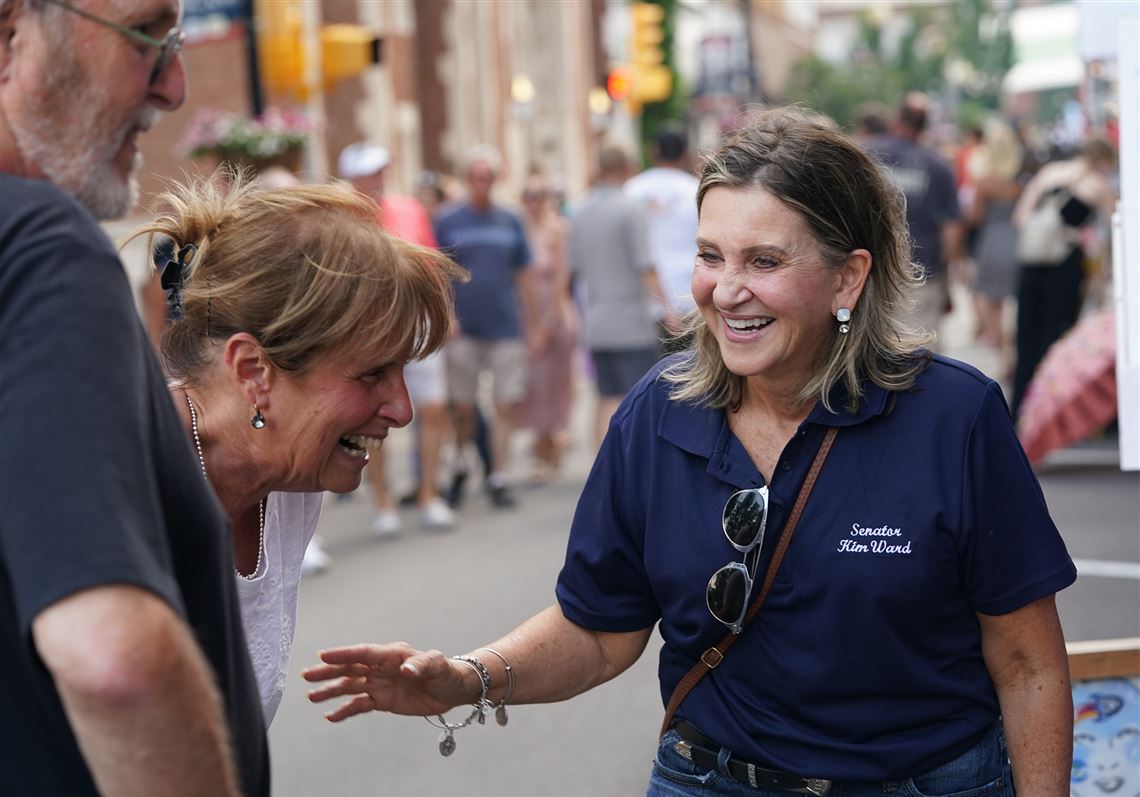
top-left (706, 486), bottom-right (769, 634)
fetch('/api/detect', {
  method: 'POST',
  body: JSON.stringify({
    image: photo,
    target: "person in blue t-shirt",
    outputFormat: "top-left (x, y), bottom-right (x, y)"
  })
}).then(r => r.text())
top-left (304, 109), bottom-right (1076, 795)
top-left (435, 146), bottom-right (540, 509)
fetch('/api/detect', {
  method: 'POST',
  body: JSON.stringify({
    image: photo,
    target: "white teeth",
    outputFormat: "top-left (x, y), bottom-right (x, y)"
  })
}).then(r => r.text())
top-left (725, 317), bottom-right (771, 331)
top-left (341, 434), bottom-right (385, 451)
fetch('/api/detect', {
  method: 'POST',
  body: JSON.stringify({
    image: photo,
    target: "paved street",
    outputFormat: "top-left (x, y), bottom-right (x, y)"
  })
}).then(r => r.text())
top-left (267, 282), bottom-right (1139, 796)
top-left (270, 376), bottom-right (664, 797)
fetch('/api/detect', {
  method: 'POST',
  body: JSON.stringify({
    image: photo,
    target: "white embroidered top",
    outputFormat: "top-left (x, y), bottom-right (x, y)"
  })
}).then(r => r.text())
top-left (234, 491), bottom-right (324, 725)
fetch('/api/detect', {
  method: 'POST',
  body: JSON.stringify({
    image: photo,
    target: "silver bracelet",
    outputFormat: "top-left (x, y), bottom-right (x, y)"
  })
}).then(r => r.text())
top-left (423, 655), bottom-right (494, 756)
top-left (476, 647), bottom-right (515, 726)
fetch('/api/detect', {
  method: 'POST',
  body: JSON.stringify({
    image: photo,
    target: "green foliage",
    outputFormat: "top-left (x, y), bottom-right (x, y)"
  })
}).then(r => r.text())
top-left (782, 0), bottom-right (1013, 131)
top-left (783, 54), bottom-right (905, 132)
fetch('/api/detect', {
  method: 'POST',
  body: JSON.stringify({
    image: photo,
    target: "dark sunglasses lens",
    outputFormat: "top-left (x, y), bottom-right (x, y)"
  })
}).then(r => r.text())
top-left (707, 566), bottom-right (749, 625)
top-left (723, 490), bottom-right (766, 548)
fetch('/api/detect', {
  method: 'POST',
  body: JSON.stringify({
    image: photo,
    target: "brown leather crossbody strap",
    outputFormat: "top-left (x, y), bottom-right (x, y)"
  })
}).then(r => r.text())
top-left (659, 426), bottom-right (839, 738)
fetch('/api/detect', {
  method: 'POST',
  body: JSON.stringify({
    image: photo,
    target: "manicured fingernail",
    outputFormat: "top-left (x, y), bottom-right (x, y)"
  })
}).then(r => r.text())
top-left (401, 662), bottom-right (418, 674)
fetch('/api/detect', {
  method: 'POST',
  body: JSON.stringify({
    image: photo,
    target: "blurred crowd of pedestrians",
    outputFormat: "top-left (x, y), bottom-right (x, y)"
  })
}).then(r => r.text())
top-left (294, 126), bottom-right (704, 575)
top-left (282, 94), bottom-right (1118, 578)
top-left (857, 95), bottom-right (1118, 421)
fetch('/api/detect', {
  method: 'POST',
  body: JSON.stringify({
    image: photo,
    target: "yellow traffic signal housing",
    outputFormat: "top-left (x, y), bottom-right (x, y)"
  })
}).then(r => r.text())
top-left (630, 2), bottom-right (664, 66)
top-left (254, 0), bottom-right (381, 99)
top-left (321, 24), bottom-right (382, 86)
top-left (633, 65), bottom-right (672, 104)
top-left (627, 2), bottom-right (672, 111)
top-left (256, 0), bottom-right (303, 95)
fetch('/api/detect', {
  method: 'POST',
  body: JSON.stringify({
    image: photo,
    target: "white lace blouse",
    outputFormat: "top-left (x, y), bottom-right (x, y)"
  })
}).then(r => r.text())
top-left (234, 491), bottom-right (324, 725)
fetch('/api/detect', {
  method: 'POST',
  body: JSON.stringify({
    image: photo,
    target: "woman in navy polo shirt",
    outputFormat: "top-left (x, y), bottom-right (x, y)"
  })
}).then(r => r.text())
top-left (305, 109), bottom-right (1076, 795)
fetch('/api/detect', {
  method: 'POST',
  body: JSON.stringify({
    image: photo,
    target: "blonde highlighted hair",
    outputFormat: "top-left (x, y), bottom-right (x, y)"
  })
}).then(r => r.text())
top-left (664, 107), bottom-right (932, 414)
top-left (127, 173), bottom-right (466, 385)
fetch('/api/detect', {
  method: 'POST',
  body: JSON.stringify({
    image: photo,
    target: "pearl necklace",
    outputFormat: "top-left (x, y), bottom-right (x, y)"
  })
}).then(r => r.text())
top-left (185, 392), bottom-right (265, 580)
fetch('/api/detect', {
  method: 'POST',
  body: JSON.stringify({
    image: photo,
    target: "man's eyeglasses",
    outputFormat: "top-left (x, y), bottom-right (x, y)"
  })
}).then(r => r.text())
top-left (706, 487), bottom-right (768, 634)
top-left (42, 0), bottom-right (185, 87)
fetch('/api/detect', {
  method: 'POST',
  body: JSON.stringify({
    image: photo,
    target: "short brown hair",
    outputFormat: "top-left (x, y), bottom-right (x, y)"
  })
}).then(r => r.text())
top-left (598, 143), bottom-right (632, 177)
top-left (664, 107), bottom-right (930, 413)
top-left (128, 173), bottom-right (466, 385)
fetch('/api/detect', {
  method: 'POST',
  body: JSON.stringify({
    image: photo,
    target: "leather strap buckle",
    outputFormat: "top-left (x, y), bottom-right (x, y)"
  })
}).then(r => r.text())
top-left (700, 647), bottom-right (724, 668)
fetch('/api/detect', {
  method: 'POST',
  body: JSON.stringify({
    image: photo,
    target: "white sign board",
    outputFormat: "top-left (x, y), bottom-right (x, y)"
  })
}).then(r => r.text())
top-left (1114, 13), bottom-right (1140, 471)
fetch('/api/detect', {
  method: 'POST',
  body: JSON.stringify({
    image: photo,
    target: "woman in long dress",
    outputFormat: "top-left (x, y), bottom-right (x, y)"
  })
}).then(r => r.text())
top-left (520, 174), bottom-right (579, 480)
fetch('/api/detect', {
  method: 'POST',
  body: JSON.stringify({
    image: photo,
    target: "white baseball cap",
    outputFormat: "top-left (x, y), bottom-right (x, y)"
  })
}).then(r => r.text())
top-left (337, 142), bottom-right (390, 179)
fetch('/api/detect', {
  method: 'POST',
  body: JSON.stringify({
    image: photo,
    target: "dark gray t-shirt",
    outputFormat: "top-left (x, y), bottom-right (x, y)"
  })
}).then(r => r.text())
top-left (0, 175), bottom-right (269, 795)
top-left (866, 134), bottom-right (960, 277)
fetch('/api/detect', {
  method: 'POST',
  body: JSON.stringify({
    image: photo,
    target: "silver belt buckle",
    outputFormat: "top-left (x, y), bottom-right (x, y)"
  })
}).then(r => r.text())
top-left (802, 778), bottom-right (832, 796)
top-left (673, 740), bottom-right (693, 761)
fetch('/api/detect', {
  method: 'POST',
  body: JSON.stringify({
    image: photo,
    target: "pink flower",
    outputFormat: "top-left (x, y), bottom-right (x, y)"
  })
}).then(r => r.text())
top-left (178, 106), bottom-right (311, 160)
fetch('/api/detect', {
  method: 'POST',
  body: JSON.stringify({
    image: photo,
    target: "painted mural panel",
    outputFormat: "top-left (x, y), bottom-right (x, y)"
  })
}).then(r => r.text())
top-left (1072, 677), bottom-right (1140, 796)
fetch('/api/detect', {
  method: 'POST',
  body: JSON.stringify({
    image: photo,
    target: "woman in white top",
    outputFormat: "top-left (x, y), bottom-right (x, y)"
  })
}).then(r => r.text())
top-left (128, 176), bottom-right (464, 723)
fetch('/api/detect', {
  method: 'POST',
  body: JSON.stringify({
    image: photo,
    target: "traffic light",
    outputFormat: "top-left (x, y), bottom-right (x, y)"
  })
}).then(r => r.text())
top-left (321, 24), bottom-right (383, 85)
top-left (256, 0), bottom-right (302, 96)
top-left (630, 2), bottom-right (664, 68)
top-left (628, 2), bottom-right (672, 112)
top-left (607, 66), bottom-right (632, 102)
top-left (254, 0), bottom-right (382, 99)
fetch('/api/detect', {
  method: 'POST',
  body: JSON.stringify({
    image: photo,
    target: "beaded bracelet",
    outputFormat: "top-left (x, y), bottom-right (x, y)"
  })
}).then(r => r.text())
top-left (452, 654), bottom-right (495, 723)
top-left (423, 655), bottom-right (495, 756)
top-left (476, 647), bottom-right (516, 726)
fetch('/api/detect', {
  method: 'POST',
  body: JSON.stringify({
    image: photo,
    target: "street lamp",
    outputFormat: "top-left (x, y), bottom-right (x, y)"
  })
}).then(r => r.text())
top-left (511, 74), bottom-right (536, 116)
top-left (589, 85), bottom-right (613, 131)
top-left (509, 73), bottom-right (536, 177)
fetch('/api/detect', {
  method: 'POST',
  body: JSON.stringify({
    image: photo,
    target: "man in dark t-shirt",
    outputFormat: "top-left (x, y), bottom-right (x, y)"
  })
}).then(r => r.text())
top-left (865, 93), bottom-right (962, 348)
top-left (0, 1), bottom-right (267, 793)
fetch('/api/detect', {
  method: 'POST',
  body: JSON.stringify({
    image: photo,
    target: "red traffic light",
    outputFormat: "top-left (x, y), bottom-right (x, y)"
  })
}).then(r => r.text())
top-left (607, 66), bottom-right (632, 101)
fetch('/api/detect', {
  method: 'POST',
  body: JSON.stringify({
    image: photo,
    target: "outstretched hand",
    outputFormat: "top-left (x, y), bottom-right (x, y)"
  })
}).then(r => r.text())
top-left (302, 643), bottom-right (472, 723)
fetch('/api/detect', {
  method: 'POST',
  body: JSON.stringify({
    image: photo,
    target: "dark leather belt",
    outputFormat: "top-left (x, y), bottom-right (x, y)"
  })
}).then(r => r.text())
top-left (672, 721), bottom-right (832, 796)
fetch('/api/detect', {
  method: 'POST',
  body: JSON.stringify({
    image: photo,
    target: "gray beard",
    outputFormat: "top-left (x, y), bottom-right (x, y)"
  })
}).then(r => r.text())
top-left (7, 40), bottom-right (148, 220)
top-left (9, 112), bottom-right (141, 221)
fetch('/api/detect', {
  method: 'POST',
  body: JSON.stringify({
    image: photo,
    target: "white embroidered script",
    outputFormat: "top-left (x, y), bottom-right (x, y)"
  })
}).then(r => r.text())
top-left (836, 523), bottom-right (913, 555)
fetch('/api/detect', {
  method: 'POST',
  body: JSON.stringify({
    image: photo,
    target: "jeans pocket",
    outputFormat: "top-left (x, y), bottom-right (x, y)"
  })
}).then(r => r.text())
top-left (902, 723), bottom-right (1013, 797)
top-left (648, 730), bottom-right (721, 793)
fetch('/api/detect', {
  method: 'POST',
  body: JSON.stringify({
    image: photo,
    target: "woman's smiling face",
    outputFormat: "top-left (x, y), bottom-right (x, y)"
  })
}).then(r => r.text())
top-left (692, 186), bottom-right (852, 396)
top-left (269, 346), bottom-right (413, 495)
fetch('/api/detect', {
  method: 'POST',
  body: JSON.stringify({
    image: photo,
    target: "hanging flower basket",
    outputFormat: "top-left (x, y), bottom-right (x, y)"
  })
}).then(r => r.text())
top-left (179, 106), bottom-right (310, 173)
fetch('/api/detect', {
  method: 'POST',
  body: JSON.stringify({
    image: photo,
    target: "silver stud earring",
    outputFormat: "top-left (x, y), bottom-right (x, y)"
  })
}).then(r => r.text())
top-left (251, 405), bottom-right (266, 429)
top-left (836, 307), bottom-right (851, 335)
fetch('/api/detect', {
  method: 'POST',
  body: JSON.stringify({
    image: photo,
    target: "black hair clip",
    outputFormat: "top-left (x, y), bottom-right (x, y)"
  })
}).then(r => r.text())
top-left (158, 242), bottom-right (197, 320)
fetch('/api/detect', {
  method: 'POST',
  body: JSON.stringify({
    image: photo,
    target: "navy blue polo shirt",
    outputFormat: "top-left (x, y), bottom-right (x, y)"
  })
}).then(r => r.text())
top-left (556, 354), bottom-right (1075, 780)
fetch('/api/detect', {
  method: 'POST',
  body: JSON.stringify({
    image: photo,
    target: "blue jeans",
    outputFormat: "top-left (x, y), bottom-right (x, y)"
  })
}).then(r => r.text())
top-left (647, 722), bottom-right (1014, 796)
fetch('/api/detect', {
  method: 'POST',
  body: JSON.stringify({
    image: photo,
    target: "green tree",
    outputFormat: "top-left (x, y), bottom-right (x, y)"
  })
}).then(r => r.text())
top-left (782, 0), bottom-right (1013, 131)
